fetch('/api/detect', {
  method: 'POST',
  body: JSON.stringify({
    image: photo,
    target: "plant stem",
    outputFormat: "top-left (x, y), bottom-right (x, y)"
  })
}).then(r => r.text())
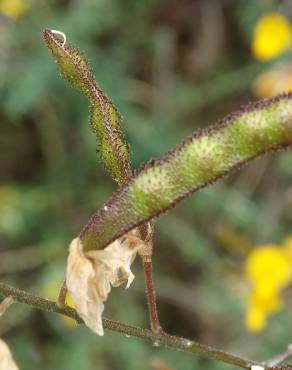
top-left (57, 279), bottom-right (67, 307)
top-left (0, 282), bottom-right (259, 369)
top-left (266, 344), bottom-right (292, 367)
top-left (143, 260), bottom-right (162, 334)
top-left (138, 223), bottom-right (162, 334)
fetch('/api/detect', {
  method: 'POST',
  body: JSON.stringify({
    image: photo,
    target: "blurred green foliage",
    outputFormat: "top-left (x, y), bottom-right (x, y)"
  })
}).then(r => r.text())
top-left (1, 0), bottom-right (292, 369)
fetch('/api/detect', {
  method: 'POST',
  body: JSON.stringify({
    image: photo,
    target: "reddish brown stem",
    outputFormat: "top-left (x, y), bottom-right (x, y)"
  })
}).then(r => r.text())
top-left (57, 279), bottom-right (67, 307)
top-left (143, 260), bottom-right (162, 334)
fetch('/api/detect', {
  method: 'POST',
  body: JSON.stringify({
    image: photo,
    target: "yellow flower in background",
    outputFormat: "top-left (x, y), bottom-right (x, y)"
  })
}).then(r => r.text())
top-left (61, 294), bottom-right (77, 327)
top-left (282, 237), bottom-right (292, 260)
top-left (41, 281), bottom-right (77, 327)
top-left (245, 305), bottom-right (266, 332)
top-left (0, 0), bottom-right (27, 19)
top-left (246, 245), bottom-right (291, 289)
top-left (252, 65), bottom-right (292, 98)
top-left (245, 243), bottom-right (292, 332)
top-left (252, 13), bottom-right (292, 61)
top-left (251, 15), bottom-right (292, 98)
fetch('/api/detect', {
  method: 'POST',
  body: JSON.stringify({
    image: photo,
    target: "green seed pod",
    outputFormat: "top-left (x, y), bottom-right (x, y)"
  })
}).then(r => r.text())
top-left (80, 93), bottom-right (292, 251)
top-left (43, 29), bottom-right (131, 185)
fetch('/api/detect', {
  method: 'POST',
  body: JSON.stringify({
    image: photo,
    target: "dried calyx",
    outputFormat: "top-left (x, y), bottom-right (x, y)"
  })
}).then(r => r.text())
top-left (66, 228), bottom-right (146, 335)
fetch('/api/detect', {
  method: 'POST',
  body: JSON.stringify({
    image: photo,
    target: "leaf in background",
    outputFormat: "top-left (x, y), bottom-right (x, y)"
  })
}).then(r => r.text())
top-left (43, 29), bottom-right (131, 185)
top-left (80, 93), bottom-right (292, 251)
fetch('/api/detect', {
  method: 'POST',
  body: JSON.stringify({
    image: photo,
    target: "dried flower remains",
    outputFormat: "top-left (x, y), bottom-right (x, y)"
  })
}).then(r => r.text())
top-left (66, 228), bottom-right (144, 335)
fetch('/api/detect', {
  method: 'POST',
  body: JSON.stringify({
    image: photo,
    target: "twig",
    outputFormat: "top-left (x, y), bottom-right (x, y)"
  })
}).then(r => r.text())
top-left (266, 344), bottom-right (292, 367)
top-left (143, 260), bottom-right (162, 334)
top-left (138, 224), bottom-right (162, 334)
top-left (57, 279), bottom-right (67, 307)
top-left (0, 282), bottom-right (260, 369)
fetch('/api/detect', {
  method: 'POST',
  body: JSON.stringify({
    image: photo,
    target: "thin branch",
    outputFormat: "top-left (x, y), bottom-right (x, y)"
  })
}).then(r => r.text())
top-left (139, 223), bottom-right (162, 334)
top-left (57, 279), bottom-right (67, 307)
top-left (0, 282), bottom-right (259, 369)
top-left (266, 344), bottom-right (292, 367)
top-left (142, 260), bottom-right (162, 334)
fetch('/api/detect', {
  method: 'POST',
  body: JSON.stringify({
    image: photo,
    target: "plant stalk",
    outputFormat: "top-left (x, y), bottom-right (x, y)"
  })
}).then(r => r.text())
top-left (143, 260), bottom-right (162, 334)
top-left (0, 282), bottom-right (261, 369)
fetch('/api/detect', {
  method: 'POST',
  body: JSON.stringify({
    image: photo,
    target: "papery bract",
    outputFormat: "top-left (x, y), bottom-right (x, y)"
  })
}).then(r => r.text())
top-left (66, 230), bottom-right (144, 335)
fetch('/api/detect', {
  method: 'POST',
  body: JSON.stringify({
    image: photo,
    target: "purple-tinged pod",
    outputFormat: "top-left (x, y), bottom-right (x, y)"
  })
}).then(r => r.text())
top-left (80, 93), bottom-right (292, 251)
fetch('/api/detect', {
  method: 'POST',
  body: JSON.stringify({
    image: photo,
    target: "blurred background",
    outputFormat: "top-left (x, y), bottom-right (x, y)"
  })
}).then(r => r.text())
top-left (2, 0), bottom-right (292, 369)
